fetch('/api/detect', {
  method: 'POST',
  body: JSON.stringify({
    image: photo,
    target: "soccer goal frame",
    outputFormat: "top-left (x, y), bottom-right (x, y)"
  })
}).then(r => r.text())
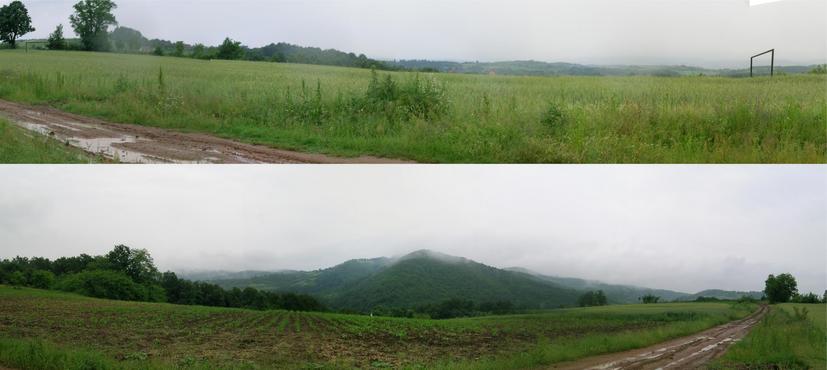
top-left (750, 49), bottom-right (775, 77)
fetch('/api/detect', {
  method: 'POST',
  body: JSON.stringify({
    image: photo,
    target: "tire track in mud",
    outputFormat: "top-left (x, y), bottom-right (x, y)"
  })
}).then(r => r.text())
top-left (0, 99), bottom-right (413, 164)
top-left (551, 305), bottom-right (769, 370)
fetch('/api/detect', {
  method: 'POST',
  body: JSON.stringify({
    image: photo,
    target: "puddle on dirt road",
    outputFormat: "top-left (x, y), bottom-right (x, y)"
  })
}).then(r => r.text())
top-left (16, 121), bottom-right (215, 164)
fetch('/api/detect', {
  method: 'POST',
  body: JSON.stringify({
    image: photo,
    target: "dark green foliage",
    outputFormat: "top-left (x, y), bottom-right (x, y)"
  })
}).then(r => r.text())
top-left (810, 65), bottom-right (827, 75)
top-left (56, 270), bottom-right (155, 301)
top-left (792, 292), bottom-right (821, 304)
top-left (110, 26), bottom-right (144, 52)
top-left (425, 299), bottom-right (476, 319)
top-left (69, 0), bottom-right (117, 51)
top-left (765, 273), bottom-right (798, 304)
top-left (47, 24), bottom-right (67, 50)
top-left (249, 42), bottom-right (396, 70)
top-left (216, 37), bottom-right (244, 60)
top-left (578, 290), bottom-right (608, 307)
top-left (478, 300), bottom-right (516, 315)
top-left (0, 1), bottom-right (34, 48)
top-left (362, 70), bottom-right (448, 120)
top-left (541, 103), bottom-right (566, 129)
top-left (152, 45), bottom-right (163, 56)
top-left (104, 245), bottom-right (159, 284)
top-left (1, 246), bottom-right (325, 313)
top-left (7, 271), bottom-right (24, 287)
top-left (640, 294), bottom-right (661, 304)
top-left (28, 270), bottom-right (55, 289)
top-left (173, 41), bottom-right (184, 57)
top-left (218, 250), bottom-right (581, 313)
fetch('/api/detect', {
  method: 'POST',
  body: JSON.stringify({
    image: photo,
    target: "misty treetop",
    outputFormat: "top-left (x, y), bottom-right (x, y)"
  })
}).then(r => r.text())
top-left (70, 0), bottom-right (118, 51)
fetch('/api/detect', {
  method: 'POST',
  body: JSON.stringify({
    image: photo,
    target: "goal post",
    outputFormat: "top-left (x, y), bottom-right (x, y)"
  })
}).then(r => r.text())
top-left (750, 49), bottom-right (774, 77)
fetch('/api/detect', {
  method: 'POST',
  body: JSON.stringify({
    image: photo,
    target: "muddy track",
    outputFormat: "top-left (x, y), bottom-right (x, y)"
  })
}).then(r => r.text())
top-left (550, 305), bottom-right (769, 370)
top-left (0, 99), bottom-right (412, 164)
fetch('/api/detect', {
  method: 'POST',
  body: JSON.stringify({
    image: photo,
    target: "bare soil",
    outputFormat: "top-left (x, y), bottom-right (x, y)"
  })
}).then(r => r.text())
top-left (0, 99), bottom-right (413, 164)
top-left (550, 305), bottom-right (769, 370)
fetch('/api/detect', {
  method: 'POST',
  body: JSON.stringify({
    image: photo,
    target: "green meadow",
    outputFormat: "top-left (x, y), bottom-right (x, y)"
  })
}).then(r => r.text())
top-left (713, 304), bottom-right (826, 370)
top-left (0, 286), bottom-right (755, 369)
top-left (0, 50), bottom-right (824, 163)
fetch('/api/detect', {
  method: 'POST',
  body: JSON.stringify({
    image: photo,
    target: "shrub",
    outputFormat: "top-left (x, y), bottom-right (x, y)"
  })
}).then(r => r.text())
top-left (363, 70), bottom-right (448, 121)
top-left (55, 270), bottom-right (149, 301)
top-left (541, 103), bottom-right (566, 128)
top-left (28, 270), bottom-right (55, 289)
top-left (810, 64), bottom-right (827, 75)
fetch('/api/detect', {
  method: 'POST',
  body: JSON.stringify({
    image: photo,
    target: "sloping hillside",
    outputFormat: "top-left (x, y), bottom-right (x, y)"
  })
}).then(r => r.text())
top-left (214, 251), bottom-right (580, 311)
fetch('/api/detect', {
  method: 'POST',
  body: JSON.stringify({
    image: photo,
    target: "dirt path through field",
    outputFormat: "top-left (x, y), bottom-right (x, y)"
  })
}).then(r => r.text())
top-left (0, 99), bottom-right (412, 164)
top-left (550, 305), bottom-right (768, 370)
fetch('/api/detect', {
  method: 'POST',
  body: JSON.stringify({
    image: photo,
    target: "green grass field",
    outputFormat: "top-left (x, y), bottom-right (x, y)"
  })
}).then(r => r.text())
top-left (0, 286), bottom-right (755, 369)
top-left (0, 118), bottom-right (99, 163)
top-left (713, 304), bottom-right (826, 370)
top-left (0, 50), bottom-right (824, 163)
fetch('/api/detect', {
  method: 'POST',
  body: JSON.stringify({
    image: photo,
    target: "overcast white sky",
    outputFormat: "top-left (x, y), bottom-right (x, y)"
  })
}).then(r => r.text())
top-left (0, 166), bottom-right (824, 294)
top-left (17, 0), bottom-right (827, 68)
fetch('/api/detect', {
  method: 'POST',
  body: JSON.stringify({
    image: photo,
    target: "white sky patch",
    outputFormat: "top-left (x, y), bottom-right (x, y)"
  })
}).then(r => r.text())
top-left (751, 0), bottom-right (791, 6)
top-left (0, 166), bottom-right (824, 295)
top-left (15, 0), bottom-right (827, 68)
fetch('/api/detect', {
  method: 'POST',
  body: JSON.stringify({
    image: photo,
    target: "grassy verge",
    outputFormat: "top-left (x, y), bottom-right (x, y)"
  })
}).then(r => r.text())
top-left (0, 50), bottom-right (824, 163)
top-left (711, 304), bottom-right (826, 370)
top-left (443, 303), bottom-right (757, 369)
top-left (0, 286), bottom-right (757, 369)
top-left (0, 118), bottom-right (99, 163)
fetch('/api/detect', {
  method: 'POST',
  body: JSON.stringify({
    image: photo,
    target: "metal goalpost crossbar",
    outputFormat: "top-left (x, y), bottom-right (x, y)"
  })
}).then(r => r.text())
top-left (750, 49), bottom-right (775, 77)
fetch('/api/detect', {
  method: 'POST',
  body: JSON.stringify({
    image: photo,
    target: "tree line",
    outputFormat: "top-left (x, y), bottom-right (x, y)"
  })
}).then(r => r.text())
top-left (0, 245), bottom-right (325, 312)
top-left (3, 0), bottom-right (399, 71)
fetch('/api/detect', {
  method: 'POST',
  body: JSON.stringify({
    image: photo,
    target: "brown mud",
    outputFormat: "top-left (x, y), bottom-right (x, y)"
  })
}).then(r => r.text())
top-left (0, 99), bottom-right (412, 164)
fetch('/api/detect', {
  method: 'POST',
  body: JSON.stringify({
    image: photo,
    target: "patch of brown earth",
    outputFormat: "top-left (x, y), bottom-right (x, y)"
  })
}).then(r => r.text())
top-left (0, 99), bottom-right (414, 164)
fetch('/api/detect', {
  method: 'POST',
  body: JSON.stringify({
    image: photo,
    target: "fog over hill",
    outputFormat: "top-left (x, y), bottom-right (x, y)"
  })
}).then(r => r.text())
top-left (206, 250), bottom-right (765, 311)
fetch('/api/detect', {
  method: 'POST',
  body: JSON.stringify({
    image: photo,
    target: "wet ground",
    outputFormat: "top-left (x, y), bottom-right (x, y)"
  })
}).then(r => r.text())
top-left (551, 305), bottom-right (769, 370)
top-left (0, 99), bottom-right (412, 164)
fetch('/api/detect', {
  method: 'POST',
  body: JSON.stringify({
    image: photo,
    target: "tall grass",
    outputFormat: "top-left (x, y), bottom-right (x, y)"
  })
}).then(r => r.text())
top-left (711, 304), bottom-right (827, 370)
top-left (0, 50), bottom-right (824, 163)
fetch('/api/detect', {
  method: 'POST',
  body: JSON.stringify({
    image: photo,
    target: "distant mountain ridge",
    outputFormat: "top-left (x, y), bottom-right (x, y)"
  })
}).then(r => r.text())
top-left (202, 250), bottom-right (762, 312)
top-left (390, 59), bottom-right (820, 77)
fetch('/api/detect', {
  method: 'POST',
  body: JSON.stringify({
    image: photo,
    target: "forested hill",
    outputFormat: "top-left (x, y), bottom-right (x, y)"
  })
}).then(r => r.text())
top-left (213, 250), bottom-right (582, 311)
top-left (105, 26), bottom-right (397, 70)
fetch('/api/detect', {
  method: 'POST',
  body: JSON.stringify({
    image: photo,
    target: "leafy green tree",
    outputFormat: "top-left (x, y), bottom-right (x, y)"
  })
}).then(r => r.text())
top-left (56, 270), bottom-right (146, 301)
top-left (765, 273), bottom-right (798, 304)
top-left (579, 290), bottom-right (608, 307)
top-left (109, 26), bottom-right (145, 52)
top-left (0, 1), bottom-right (35, 48)
top-left (640, 294), bottom-right (660, 304)
top-left (191, 43), bottom-right (205, 59)
top-left (47, 24), bottom-right (67, 50)
top-left (152, 45), bottom-right (163, 56)
top-left (216, 37), bottom-right (243, 60)
top-left (792, 292), bottom-right (821, 304)
top-left (104, 245), bottom-right (159, 284)
top-left (173, 41), bottom-right (184, 57)
top-left (69, 0), bottom-right (117, 51)
top-left (28, 270), bottom-right (55, 289)
top-left (7, 271), bottom-right (25, 287)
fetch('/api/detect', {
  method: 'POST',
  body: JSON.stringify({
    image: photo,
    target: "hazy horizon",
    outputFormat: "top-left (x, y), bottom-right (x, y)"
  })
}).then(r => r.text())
top-left (17, 0), bottom-right (827, 69)
top-left (1, 166), bottom-right (824, 295)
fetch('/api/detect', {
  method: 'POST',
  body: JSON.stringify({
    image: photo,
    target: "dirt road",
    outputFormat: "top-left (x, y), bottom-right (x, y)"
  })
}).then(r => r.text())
top-left (0, 99), bottom-right (411, 164)
top-left (551, 305), bottom-right (769, 370)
